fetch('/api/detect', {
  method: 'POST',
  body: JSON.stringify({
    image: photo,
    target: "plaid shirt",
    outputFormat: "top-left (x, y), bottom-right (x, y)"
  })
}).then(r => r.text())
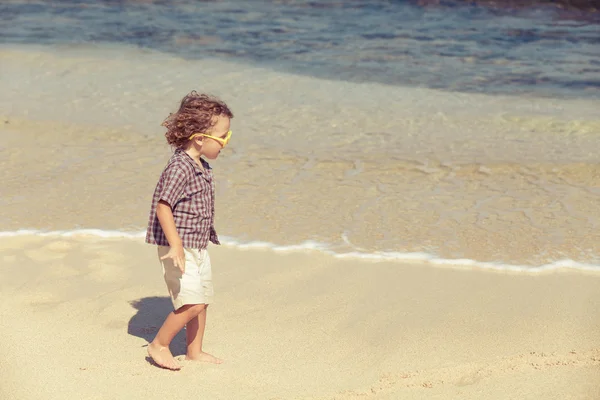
top-left (145, 149), bottom-right (220, 249)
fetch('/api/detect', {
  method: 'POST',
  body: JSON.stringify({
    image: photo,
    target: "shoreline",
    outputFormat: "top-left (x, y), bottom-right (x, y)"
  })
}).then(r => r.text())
top-left (1, 235), bottom-right (599, 399)
top-left (2, 21), bottom-right (599, 400)
top-left (2, 230), bottom-right (600, 274)
top-left (2, 46), bottom-right (600, 267)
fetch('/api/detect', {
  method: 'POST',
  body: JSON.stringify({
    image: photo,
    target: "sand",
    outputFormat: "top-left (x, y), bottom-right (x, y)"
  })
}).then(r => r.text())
top-left (0, 235), bottom-right (598, 400)
top-left (1, 44), bottom-right (599, 399)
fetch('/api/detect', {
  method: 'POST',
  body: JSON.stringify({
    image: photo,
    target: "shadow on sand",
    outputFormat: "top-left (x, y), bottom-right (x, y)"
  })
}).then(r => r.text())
top-left (127, 296), bottom-right (187, 357)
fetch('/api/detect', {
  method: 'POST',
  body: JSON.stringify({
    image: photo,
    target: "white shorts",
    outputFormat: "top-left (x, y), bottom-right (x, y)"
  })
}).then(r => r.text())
top-left (157, 246), bottom-right (214, 310)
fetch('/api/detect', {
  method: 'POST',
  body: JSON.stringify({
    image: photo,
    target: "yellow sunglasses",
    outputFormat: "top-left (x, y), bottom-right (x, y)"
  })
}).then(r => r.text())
top-left (189, 130), bottom-right (232, 148)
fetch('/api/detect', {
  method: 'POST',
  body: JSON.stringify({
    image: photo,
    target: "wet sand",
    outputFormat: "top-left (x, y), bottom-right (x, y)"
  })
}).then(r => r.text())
top-left (2, 45), bottom-right (600, 266)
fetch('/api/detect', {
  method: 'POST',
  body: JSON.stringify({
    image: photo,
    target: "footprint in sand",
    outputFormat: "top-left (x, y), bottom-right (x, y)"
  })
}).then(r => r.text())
top-left (43, 240), bottom-right (74, 252)
top-left (86, 252), bottom-right (128, 282)
top-left (3, 255), bottom-right (17, 263)
top-left (382, 349), bottom-right (600, 395)
top-left (23, 291), bottom-right (59, 307)
top-left (25, 240), bottom-right (74, 261)
top-left (455, 367), bottom-right (491, 386)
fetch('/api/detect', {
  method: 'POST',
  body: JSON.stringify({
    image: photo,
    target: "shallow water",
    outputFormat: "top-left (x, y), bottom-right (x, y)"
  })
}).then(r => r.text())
top-left (1, 44), bottom-right (599, 270)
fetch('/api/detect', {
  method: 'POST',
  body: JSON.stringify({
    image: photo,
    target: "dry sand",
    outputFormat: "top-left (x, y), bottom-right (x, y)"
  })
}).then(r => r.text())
top-left (0, 235), bottom-right (598, 400)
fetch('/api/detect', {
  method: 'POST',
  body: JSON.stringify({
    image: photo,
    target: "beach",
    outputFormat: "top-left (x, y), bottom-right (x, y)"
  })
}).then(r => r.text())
top-left (1, 2), bottom-right (600, 396)
top-left (0, 235), bottom-right (599, 399)
top-left (2, 46), bottom-right (600, 268)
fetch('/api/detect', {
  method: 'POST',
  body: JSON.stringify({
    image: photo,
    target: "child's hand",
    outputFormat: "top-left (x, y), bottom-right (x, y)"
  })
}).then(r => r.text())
top-left (161, 246), bottom-right (186, 273)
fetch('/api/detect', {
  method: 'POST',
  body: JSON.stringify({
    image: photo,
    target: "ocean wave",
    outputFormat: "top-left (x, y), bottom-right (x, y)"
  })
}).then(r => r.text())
top-left (2, 229), bottom-right (598, 274)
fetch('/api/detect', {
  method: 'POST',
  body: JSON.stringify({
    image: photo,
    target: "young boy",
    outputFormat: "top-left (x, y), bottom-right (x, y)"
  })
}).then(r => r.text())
top-left (145, 91), bottom-right (233, 370)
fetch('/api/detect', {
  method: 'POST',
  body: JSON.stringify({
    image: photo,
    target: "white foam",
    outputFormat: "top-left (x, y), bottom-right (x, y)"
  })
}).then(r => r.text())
top-left (1, 229), bottom-right (599, 274)
top-left (221, 237), bottom-right (330, 252)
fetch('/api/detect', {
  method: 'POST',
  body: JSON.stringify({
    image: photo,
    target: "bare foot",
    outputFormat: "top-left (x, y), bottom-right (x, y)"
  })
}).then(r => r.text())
top-left (147, 342), bottom-right (181, 370)
top-left (185, 351), bottom-right (223, 364)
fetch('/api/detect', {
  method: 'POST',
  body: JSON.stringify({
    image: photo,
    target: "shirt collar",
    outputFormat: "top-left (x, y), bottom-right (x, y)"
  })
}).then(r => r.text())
top-left (175, 148), bottom-right (210, 174)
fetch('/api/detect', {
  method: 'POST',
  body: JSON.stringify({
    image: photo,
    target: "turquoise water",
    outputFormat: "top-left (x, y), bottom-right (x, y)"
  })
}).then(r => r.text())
top-left (1, 0), bottom-right (599, 98)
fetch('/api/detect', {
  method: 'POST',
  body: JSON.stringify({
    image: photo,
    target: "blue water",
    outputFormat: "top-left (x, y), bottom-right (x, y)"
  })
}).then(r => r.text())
top-left (1, 0), bottom-right (599, 99)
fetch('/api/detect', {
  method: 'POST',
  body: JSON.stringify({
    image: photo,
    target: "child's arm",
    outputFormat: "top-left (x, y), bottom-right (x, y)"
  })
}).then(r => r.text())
top-left (156, 200), bottom-right (186, 273)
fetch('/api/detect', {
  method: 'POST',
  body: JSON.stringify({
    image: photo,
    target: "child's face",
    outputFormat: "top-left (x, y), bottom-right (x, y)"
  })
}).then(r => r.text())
top-left (200, 115), bottom-right (231, 160)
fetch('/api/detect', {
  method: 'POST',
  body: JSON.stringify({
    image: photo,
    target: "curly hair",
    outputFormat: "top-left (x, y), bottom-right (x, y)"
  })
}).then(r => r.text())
top-left (162, 91), bottom-right (234, 149)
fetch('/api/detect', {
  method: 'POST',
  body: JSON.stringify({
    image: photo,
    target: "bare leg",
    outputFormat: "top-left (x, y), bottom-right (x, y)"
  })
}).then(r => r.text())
top-left (147, 304), bottom-right (205, 370)
top-left (185, 305), bottom-right (223, 364)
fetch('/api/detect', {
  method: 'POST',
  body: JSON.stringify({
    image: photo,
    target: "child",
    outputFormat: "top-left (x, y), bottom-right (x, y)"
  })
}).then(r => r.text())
top-left (145, 91), bottom-right (233, 370)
